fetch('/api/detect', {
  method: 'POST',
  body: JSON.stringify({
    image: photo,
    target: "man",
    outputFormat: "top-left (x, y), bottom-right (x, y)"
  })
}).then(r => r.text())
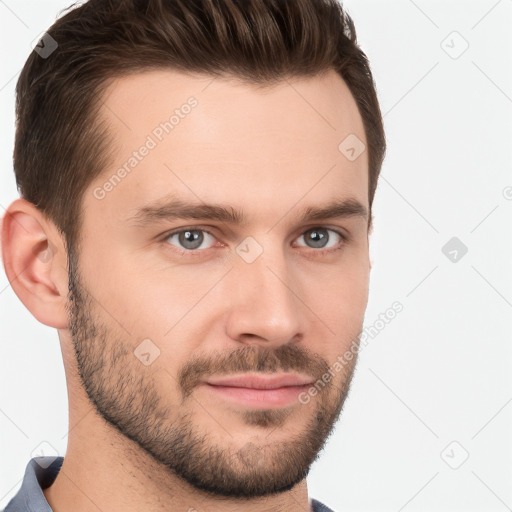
top-left (1, 0), bottom-right (385, 510)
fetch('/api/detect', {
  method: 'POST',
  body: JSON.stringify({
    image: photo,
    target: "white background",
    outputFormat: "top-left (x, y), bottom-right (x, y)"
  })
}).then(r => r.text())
top-left (1, 1), bottom-right (511, 510)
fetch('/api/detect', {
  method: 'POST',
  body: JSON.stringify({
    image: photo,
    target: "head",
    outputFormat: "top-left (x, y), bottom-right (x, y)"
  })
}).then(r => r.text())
top-left (3, 0), bottom-right (385, 501)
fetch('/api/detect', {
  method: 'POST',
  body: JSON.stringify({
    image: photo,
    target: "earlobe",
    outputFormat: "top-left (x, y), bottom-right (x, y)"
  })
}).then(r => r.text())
top-left (1, 198), bottom-right (70, 329)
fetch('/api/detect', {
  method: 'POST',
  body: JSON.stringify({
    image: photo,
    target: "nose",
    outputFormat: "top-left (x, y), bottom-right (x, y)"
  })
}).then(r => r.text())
top-left (224, 242), bottom-right (306, 348)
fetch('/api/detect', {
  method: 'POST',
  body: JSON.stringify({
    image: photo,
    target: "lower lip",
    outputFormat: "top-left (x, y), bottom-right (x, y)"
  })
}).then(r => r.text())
top-left (201, 383), bottom-right (311, 409)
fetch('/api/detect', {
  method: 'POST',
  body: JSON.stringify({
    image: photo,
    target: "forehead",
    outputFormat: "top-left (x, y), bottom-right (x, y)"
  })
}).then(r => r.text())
top-left (88, 68), bottom-right (368, 224)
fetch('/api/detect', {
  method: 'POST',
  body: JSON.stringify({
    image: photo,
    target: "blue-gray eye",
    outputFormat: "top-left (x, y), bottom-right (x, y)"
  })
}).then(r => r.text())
top-left (295, 228), bottom-right (343, 250)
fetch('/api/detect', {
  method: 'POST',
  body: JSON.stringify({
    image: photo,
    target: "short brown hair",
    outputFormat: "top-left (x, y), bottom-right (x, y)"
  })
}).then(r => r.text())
top-left (14, 0), bottom-right (386, 256)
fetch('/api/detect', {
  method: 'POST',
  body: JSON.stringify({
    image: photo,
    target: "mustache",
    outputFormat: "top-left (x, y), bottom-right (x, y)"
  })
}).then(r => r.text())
top-left (178, 343), bottom-right (330, 398)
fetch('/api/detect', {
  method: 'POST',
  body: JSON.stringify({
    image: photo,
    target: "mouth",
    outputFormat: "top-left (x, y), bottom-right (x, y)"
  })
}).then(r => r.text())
top-left (200, 373), bottom-right (315, 409)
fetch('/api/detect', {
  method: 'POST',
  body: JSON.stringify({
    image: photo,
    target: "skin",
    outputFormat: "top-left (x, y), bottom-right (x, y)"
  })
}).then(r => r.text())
top-left (1, 68), bottom-right (371, 512)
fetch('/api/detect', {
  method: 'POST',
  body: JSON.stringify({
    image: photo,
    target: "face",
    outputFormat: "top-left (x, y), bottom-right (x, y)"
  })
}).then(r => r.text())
top-left (66, 68), bottom-right (370, 498)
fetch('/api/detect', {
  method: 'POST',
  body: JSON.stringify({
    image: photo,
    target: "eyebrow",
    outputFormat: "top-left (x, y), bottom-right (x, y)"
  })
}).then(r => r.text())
top-left (128, 194), bottom-right (368, 227)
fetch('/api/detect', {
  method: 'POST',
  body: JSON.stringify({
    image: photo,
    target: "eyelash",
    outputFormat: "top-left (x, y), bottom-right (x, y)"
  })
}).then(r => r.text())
top-left (159, 225), bottom-right (350, 258)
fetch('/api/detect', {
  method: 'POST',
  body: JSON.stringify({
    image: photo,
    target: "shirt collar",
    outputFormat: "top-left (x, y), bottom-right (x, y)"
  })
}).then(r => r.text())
top-left (5, 456), bottom-right (63, 512)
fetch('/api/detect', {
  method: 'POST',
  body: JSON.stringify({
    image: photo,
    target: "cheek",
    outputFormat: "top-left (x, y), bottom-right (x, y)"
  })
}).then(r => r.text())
top-left (310, 256), bottom-right (369, 310)
top-left (104, 265), bottom-right (218, 367)
top-left (304, 262), bottom-right (369, 355)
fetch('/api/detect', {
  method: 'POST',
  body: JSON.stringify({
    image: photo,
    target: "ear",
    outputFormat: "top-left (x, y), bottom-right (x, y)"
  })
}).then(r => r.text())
top-left (1, 198), bottom-right (70, 329)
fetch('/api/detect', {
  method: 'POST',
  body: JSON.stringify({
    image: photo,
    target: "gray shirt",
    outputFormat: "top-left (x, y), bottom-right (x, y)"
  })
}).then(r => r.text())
top-left (2, 457), bottom-right (336, 512)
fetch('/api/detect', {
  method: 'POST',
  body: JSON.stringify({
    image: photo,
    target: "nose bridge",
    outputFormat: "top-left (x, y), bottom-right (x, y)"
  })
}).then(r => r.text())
top-left (225, 235), bottom-right (304, 344)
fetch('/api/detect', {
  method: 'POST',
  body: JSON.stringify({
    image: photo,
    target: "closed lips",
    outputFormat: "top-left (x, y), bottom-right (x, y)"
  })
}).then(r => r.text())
top-left (204, 373), bottom-right (315, 390)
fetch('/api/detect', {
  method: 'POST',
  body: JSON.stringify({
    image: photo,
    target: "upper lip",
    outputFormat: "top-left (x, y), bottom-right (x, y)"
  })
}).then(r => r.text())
top-left (204, 373), bottom-right (315, 390)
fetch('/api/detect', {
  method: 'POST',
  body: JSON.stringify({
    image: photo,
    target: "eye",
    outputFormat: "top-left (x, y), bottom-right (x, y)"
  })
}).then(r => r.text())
top-left (164, 227), bottom-right (218, 253)
top-left (294, 227), bottom-right (347, 254)
top-left (161, 226), bottom-right (348, 256)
